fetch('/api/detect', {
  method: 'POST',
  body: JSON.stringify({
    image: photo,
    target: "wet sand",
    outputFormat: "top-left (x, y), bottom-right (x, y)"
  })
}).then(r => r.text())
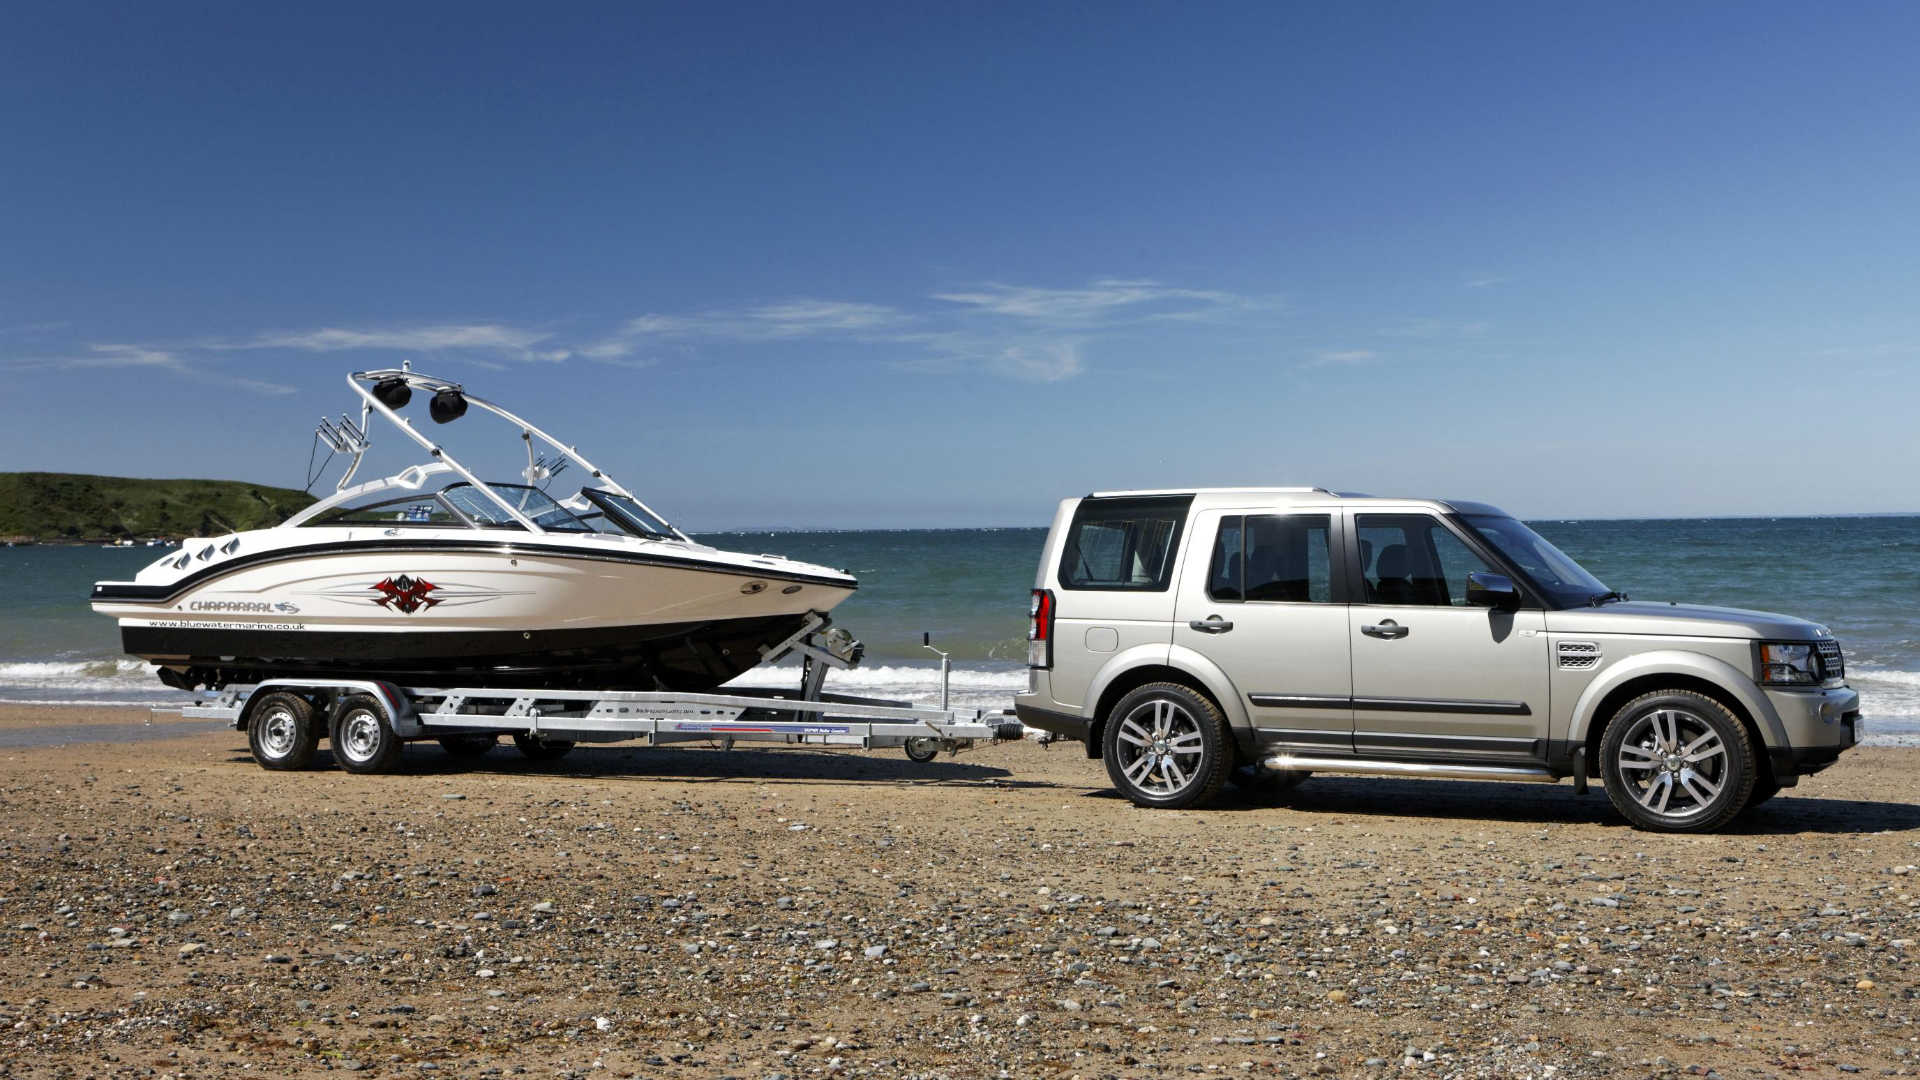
top-left (0, 704), bottom-right (1915, 1078)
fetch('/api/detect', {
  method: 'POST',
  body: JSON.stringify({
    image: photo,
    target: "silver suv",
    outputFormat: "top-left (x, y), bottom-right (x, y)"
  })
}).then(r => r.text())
top-left (1012, 488), bottom-right (1860, 832)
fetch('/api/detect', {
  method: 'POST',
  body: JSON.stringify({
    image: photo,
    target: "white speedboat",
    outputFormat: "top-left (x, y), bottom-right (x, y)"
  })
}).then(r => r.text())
top-left (91, 367), bottom-right (856, 692)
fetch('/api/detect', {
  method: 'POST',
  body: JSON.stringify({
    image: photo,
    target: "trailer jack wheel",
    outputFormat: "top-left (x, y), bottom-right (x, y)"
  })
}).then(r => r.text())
top-left (904, 737), bottom-right (941, 763)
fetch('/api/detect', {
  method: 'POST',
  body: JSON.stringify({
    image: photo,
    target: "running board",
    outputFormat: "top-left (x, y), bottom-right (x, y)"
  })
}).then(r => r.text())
top-left (1261, 755), bottom-right (1559, 784)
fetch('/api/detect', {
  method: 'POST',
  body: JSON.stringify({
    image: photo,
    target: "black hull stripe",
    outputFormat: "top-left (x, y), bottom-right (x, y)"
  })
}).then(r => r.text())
top-left (1250, 693), bottom-right (1531, 716)
top-left (120, 613), bottom-right (812, 691)
top-left (91, 537), bottom-right (857, 604)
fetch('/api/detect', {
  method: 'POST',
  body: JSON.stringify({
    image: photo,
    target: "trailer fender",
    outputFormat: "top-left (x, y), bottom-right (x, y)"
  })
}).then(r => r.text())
top-left (248, 679), bottom-right (424, 738)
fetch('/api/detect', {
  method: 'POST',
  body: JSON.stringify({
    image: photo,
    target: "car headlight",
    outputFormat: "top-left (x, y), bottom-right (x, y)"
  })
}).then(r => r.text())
top-left (1759, 642), bottom-right (1820, 685)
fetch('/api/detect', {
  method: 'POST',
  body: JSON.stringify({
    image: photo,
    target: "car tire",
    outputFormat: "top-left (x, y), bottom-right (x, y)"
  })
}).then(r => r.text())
top-left (247, 691), bottom-right (319, 770)
top-left (1102, 682), bottom-right (1232, 809)
top-left (1599, 689), bottom-right (1755, 833)
top-left (329, 694), bottom-right (404, 774)
top-left (512, 733), bottom-right (575, 761)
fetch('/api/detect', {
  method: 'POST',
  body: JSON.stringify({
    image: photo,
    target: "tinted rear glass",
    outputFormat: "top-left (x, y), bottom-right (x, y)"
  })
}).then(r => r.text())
top-left (1058, 496), bottom-right (1191, 591)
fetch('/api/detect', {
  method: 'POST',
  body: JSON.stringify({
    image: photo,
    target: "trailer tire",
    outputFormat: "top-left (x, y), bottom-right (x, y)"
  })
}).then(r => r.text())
top-left (437, 733), bottom-right (497, 759)
top-left (513, 733), bottom-right (575, 761)
top-left (247, 692), bottom-right (319, 770)
top-left (903, 737), bottom-right (941, 763)
top-left (330, 694), bottom-right (403, 774)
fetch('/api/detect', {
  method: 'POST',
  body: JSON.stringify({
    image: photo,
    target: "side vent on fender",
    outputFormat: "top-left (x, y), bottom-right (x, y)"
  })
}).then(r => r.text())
top-left (1557, 640), bottom-right (1601, 670)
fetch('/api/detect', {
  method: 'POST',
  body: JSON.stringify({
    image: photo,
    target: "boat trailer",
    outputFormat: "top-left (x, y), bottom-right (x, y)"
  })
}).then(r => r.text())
top-left (171, 615), bottom-right (1025, 773)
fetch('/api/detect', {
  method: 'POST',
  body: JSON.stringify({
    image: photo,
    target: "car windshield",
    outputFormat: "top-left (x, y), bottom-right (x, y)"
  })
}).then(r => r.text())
top-left (1461, 514), bottom-right (1611, 609)
top-left (582, 489), bottom-right (678, 539)
top-left (442, 483), bottom-right (592, 532)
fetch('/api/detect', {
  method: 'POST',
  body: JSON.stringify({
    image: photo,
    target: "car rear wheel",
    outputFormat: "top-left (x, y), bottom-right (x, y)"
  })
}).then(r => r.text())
top-left (1600, 689), bottom-right (1755, 833)
top-left (1102, 682), bottom-right (1232, 809)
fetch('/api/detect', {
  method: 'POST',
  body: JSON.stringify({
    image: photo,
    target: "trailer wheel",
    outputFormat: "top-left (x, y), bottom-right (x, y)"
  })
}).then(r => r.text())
top-left (903, 737), bottom-right (941, 763)
top-left (437, 733), bottom-right (497, 759)
top-left (247, 691), bottom-right (319, 770)
top-left (512, 733), bottom-right (575, 761)
top-left (330, 694), bottom-right (403, 774)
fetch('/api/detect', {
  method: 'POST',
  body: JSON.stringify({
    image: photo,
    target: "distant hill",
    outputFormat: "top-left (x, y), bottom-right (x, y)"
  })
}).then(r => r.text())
top-left (0, 472), bottom-right (316, 542)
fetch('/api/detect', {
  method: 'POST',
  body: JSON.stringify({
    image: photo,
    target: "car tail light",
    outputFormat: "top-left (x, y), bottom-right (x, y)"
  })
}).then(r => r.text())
top-left (1028, 588), bottom-right (1054, 669)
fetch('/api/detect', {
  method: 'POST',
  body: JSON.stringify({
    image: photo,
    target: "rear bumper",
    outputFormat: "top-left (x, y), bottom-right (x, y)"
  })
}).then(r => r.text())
top-left (1014, 698), bottom-right (1089, 745)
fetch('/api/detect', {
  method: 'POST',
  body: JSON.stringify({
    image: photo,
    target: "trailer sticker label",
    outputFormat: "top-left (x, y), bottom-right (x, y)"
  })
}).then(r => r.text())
top-left (671, 722), bottom-right (850, 735)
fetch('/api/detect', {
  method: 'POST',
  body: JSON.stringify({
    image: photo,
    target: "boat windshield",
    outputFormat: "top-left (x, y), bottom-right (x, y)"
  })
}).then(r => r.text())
top-left (582, 489), bottom-right (679, 539)
top-left (1459, 514), bottom-right (1611, 609)
top-left (442, 483), bottom-right (592, 532)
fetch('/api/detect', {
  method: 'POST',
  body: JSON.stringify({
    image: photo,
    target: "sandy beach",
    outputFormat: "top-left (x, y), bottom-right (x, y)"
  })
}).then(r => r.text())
top-left (0, 704), bottom-right (1914, 1079)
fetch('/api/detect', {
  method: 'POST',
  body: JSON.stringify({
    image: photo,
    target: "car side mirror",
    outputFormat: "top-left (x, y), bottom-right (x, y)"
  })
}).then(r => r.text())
top-left (1466, 571), bottom-right (1520, 610)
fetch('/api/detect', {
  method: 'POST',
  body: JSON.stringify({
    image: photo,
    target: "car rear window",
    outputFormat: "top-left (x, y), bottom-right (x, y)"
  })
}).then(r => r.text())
top-left (1058, 496), bottom-right (1192, 591)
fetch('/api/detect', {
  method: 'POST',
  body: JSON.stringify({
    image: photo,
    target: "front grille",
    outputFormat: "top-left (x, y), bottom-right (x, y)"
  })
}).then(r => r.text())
top-left (1557, 640), bottom-right (1601, 670)
top-left (1817, 639), bottom-right (1845, 680)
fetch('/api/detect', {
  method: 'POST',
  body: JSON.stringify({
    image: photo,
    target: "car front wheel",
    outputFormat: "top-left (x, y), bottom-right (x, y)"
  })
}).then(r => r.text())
top-left (1600, 689), bottom-right (1755, 832)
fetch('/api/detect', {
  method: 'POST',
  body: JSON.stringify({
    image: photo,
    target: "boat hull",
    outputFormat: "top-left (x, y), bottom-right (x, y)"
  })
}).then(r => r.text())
top-left (93, 533), bottom-right (856, 691)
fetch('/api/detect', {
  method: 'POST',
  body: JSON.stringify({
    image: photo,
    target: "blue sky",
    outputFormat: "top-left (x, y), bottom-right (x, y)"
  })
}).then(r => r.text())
top-left (3, 3), bottom-right (1917, 528)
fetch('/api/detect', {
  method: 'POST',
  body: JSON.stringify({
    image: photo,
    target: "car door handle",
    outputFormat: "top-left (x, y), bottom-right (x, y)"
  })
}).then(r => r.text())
top-left (1361, 619), bottom-right (1409, 639)
top-left (1188, 616), bottom-right (1234, 634)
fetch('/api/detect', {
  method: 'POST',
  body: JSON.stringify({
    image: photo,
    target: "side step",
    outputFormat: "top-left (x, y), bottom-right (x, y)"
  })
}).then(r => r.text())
top-left (1261, 755), bottom-right (1559, 784)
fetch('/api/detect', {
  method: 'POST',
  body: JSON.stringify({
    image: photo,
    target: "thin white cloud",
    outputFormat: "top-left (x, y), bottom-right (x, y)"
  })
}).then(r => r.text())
top-left (232, 324), bottom-right (551, 353)
top-left (622, 300), bottom-right (907, 342)
top-left (1463, 276), bottom-right (1509, 289)
top-left (73, 344), bottom-right (181, 369)
top-left (989, 342), bottom-right (1084, 382)
top-left (20, 278), bottom-right (1271, 390)
top-left (609, 279), bottom-right (1274, 382)
top-left (931, 279), bottom-right (1247, 322)
top-left (16, 344), bottom-right (296, 395)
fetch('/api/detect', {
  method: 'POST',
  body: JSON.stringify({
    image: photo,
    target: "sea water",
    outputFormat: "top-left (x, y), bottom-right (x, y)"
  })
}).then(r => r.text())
top-left (3, 517), bottom-right (1915, 744)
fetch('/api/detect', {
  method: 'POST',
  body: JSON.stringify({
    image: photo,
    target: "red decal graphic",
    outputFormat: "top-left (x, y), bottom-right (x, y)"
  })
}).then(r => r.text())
top-left (370, 574), bottom-right (439, 614)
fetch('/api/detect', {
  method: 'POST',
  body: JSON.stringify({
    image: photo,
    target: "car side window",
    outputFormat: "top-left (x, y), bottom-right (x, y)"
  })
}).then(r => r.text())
top-left (1208, 514), bottom-right (1332, 603)
top-left (1058, 497), bottom-right (1189, 591)
top-left (1356, 514), bottom-right (1492, 606)
top-left (1207, 518), bottom-right (1245, 600)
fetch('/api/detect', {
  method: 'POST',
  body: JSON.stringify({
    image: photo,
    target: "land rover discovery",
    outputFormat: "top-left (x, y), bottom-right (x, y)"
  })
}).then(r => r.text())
top-left (1012, 488), bottom-right (1860, 832)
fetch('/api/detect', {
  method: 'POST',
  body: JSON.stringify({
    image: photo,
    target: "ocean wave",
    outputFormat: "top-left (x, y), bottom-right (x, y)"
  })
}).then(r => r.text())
top-left (1850, 668), bottom-right (1920, 691)
top-left (0, 658), bottom-right (152, 684)
top-left (0, 697), bottom-right (185, 707)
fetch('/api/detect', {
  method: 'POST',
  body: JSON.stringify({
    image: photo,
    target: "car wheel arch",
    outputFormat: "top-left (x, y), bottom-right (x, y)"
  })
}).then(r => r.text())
top-left (1570, 656), bottom-right (1781, 781)
top-left (1084, 648), bottom-right (1250, 762)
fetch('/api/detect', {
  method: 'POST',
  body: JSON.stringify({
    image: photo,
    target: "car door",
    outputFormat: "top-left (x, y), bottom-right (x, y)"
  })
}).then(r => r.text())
top-left (1172, 507), bottom-right (1353, 752)
top-left (1346, 510), bottom-right (1549, 763)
